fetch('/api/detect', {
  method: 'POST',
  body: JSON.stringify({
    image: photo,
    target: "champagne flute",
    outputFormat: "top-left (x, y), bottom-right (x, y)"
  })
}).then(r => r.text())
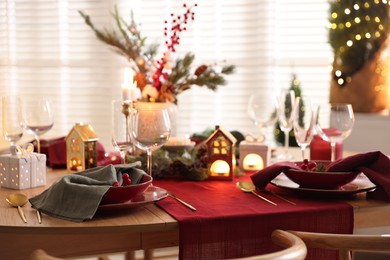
top-left (276, 90), bottom-right (297, 160)
top-left (293, 97), bottom-right (315, 160)
top-left (22, 99), bottom-right (54, 153)
top-left (112, 100), bottom-right (133, 164)
top-left (131, 103), bottom-right (171, 176)
top-left (247, 94), bottom-right (278, 143)
top-left (315, 103), bottom-right (354, 161)
top-left (2, 96), bottom-right (23, 147)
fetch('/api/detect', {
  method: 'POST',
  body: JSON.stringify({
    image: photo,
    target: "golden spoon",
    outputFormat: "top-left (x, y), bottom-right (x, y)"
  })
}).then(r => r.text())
top-left (237, 181), bottom-right (296, 205)
top-left (237, 181), bottom-right (277, 206)
top-left (6, 193), bottom-right (28, 223)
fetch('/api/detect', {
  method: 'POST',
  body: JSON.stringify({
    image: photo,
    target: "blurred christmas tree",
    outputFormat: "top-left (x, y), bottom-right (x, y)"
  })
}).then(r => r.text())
top-left (274, 74), bottom-right (304, 147)
top-left (329, 0), bottom-right (389, 86)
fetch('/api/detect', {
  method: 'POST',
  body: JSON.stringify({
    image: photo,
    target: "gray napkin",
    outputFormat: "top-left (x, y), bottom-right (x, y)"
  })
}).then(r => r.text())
top-left (29, 162), bottom-right (144, 222)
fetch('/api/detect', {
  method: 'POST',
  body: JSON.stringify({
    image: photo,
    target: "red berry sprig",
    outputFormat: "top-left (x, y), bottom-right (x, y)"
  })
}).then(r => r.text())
top-left (153, 3), bottom-right (197, 89)
top-left (300, 159), bottom-right (326, 172)
top-left (121, 173), bottom-right (132, 186)
top-left (111, 173), bottom-right (132, 187)
top-left (163, 3), bottom-right (197, 53)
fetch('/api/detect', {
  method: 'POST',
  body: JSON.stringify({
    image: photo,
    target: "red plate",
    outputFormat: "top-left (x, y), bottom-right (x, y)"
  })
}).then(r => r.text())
top-left (100, 174), bottom-right (152, 205)
top-left (98, 186), bottom-right (168, 210)
top-left (271, 173), bottom-right (376, 196)
top-left (284, 161), bottom-right (359, 189)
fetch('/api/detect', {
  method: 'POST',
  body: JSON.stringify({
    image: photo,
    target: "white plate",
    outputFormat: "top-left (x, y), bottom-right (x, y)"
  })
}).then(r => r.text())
top-left (270, 173), bottom-right (376, 196)
top-left (98, 186), bottom-right (168, 210)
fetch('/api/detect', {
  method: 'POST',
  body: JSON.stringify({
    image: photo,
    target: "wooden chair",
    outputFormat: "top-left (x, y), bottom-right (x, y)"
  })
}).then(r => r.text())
top-left (30, 249), bottom-right (111, 260)
top-left (288, 230), bottom-right (390, 260)
top-left (227, 229), bottom-right (307, 260)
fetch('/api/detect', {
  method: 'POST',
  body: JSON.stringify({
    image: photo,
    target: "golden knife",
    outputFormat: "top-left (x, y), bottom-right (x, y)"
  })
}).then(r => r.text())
top-left (168, 193), bottom-right (197, 211)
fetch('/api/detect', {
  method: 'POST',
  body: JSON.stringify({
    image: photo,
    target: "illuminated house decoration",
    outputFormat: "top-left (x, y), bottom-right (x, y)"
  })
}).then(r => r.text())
top-left (205, 125), bottom-right (237, 180)
top-left (65, 123), bottom-right (98, 171)
top-left (239, 141), bottom-right (270, 172)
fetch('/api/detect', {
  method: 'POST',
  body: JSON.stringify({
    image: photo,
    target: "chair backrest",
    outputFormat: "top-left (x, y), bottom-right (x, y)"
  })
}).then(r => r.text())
top-left (227, 229), bottom-right (307, 260)
top-left (30, 249), bottom-right (111, 260)
top-left (30, 250), bottom-right (63, 260)
top-left (289, 230), bottom-right (390, 260)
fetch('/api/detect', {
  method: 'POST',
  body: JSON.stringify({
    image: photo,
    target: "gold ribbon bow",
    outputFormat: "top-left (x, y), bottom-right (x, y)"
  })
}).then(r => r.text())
top-left (245, 134), bottom-right (265, 143)
top-left (10, 143), bottom-right (35, 157)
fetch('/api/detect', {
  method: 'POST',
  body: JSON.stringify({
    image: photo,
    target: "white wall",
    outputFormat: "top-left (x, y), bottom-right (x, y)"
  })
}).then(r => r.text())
top-left (344, 113), bottom-right (390, 155)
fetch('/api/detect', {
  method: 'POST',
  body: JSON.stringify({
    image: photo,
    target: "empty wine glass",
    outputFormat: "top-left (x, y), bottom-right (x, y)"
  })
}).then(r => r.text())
top-left (247, 93), bottom-right (278, 143)
top-left (293, 97), bottom-right (315, 160)
top-left (315, 103), bottom-right (355, 161)
top-left (112, 100), bottom-right (134, 164)
top-left (2, 96), bottom-right (23, 147)
top-left (276, 90), bottom-right (297, 160)
top-left (131, 103), bottom-right (171, 176)
top-left (22, 99), bottom-right (54, 153)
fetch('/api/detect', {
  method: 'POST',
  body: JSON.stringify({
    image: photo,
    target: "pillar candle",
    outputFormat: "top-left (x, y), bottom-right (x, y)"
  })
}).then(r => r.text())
top-left (121, 68), bottom-right (140, 101)
top-left (310, 135), bottom-right (343, 161)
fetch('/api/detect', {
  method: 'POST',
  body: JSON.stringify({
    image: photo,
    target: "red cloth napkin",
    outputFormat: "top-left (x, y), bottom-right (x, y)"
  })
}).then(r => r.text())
top-left (154, 176), bottom-right (353, 260)
top-left (251, 151), bottom-right (390, 201)
top-left (327, 151), bottom-right (390, 201)
top-left (250, 161), bottom-right (300, 189)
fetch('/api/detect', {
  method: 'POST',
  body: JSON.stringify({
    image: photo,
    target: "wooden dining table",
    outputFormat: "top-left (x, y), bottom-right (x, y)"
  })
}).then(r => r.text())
top-left (0, 167), bottom-right (389, 260)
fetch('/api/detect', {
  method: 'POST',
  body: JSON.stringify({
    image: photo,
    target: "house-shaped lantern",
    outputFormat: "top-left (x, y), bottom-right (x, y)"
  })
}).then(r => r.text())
top-left (205, 125), bottom-right (237, 180)
top-left (239, 141), bottom-right (270, 172)
top-left (65, 123), bottom-right (98, 171)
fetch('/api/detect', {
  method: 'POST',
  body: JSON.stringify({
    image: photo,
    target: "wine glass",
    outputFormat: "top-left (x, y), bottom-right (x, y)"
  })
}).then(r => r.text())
top-left (22, 99), bottom-right (54, 153)
top-left (2, 96), bottom-right (23, 147)
top-left (276, 90), bottom-right (297, 160)
top-left (315, 103), bottom-right (355, 161)
top-left (131, 103), bottom-right (171, 176)
top-left (247, 93), bottom-right (278, 143)
top-left (112, 100), bottom-right (134, 164)
top-left (293, 97), bottom-right (315, 160)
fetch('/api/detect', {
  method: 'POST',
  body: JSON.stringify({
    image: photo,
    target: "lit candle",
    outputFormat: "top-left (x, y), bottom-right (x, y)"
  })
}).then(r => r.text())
top-left (210, 160), bottom-right (230, 176)
top-left (121, 68), bottom-right (140, 101)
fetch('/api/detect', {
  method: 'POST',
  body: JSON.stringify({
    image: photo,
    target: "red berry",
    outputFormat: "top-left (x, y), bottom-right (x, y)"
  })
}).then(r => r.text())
top-left (121, 173), bottom-right (132, 186)
top-left (122, 178), bottom-right (132, 186)
top-left (301, 164), bottom-right (308, 170)
top-left (303, 159), bottom-right (309, 165)
top-left (308, 162), bottom-right (317, 169)
top-left (112, 181), bottom-right (119, 187)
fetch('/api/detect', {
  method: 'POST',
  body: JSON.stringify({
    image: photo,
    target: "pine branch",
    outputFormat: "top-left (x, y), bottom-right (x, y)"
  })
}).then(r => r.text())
top-left (79, 9), bottom-right (149, 73)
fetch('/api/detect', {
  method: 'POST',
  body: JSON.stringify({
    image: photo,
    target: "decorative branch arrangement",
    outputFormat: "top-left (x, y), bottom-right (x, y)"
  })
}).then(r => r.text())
top-left (79, 3), bottom-right (235, 103)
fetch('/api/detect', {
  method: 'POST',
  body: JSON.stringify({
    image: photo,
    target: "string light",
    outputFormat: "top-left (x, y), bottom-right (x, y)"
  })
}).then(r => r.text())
top-left (354, 17), bottom-right (361, 23)
top-left (329, 0), bottom-right (389, 86)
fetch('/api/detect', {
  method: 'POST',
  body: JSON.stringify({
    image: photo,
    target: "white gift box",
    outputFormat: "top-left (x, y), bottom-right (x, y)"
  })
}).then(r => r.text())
top-left (0, 151), bottom-right (46, 190)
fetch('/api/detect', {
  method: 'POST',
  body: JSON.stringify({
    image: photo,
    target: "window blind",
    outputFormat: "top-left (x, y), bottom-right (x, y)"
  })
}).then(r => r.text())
top-left (1, 0), bottom-right (332, 150)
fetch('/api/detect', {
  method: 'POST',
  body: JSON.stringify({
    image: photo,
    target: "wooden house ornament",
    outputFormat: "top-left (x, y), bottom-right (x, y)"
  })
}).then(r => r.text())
top-left (205, 125), bottom-right (237, 180)
top-left (65, 123), bottom-right (98, 171)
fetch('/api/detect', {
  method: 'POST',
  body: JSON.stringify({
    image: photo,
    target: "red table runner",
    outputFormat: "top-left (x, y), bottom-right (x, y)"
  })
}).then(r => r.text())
top-left (154, 175), bottom-right (353, 260)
